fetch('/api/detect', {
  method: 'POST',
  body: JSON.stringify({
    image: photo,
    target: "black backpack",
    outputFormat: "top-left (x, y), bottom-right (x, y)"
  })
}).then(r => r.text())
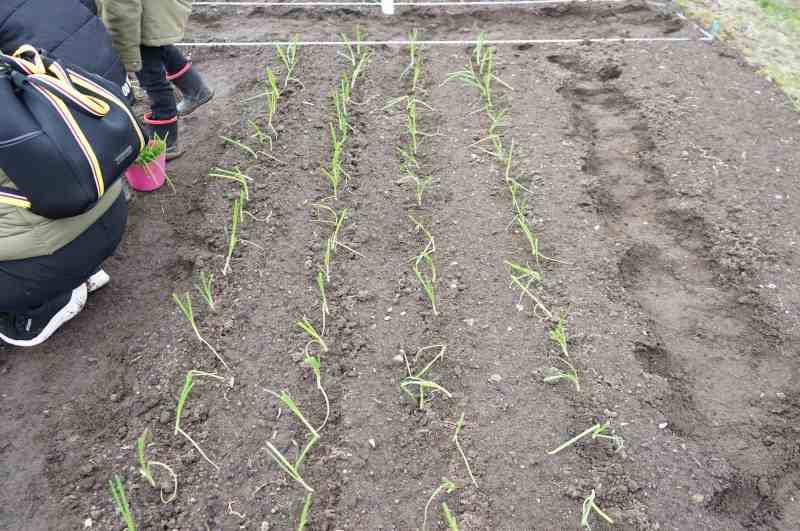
top-left (0, 46), bottom-right (144, 219)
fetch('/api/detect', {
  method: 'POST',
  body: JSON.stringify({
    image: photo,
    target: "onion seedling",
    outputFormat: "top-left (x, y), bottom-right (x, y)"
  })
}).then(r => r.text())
top-left (581, 489), bottom-right (615, 529)
top-left (304, 354), bottom-right (330, 432)
top-left (264, 67), bottom-right (280, 135)
top-left (505, 260), bottom-right (553, 320)
top-left (173, 292), bottom-right (230, 370)
top-left (316, 271), bottom-right (329, 335)
top-left (175, 370), bottom-right (227, 471)
top-left (543, 357), bottom-right (581, 392)
top-left (220, 135), bottom-right (257, 160)
top-left (422, 479), bottom-right (457, 531)
top-left (222, 192), bottom-right (244, 276)
top-left (297, 317), bottom-right (329, 354)
top-left (136, 429), bottom-right (178, 503)
top-left (109, 475), bottom-right (136, 531)
top-left (339, 27), bottom-right (370, 90)
top-left (196, 271), bottom-right (216, 312)
top-left (323, 124), bottom-right (346, 199)
top-left (277, 35), bottom-right (302, 90)
top-left (452, 413), bottom-right (478, 488)
top-left (547, 421), bottom-right (625, 455)
top-left (409, 216), bottom-right (439, 315)
top-left (208, 167), bottom-right (251, 202)
top-left (400, 345), bottom-right (450, 409)
top-left (442, 502), bottom-right (460, 531)
top-left (264, 390), bottom-right (319, 492)
top-left (297, 492), bottom-right (314, 531)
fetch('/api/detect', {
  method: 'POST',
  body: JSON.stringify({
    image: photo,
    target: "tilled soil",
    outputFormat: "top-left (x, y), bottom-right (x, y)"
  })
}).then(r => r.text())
top-left (2, 2), bottom-right (800, 530)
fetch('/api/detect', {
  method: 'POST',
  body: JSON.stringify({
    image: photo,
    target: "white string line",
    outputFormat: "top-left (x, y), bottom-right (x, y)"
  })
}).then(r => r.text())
top-left (178, 36), bottom-right (707, 46)
top-left (194, 0), bottom-right (626, 6)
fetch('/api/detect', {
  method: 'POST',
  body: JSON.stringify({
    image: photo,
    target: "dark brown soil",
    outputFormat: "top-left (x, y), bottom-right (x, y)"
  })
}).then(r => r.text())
top-left (2, 2), bottom-right (800, 530)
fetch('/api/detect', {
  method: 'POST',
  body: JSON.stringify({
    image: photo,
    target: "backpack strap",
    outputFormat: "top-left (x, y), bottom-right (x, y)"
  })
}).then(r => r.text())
top-left (0, 187), bottom-right (32, 209)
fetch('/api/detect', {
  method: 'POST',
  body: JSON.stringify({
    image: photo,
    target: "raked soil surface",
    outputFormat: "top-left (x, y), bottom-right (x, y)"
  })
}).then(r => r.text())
top-left (2, 2), bottom-right (800, 530)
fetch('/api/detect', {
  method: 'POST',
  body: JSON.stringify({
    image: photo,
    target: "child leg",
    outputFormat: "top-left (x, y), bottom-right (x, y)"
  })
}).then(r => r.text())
top-left (163, 45), bottom-right (214, 117)
top-left (136, 46), bottom-right (182, 159)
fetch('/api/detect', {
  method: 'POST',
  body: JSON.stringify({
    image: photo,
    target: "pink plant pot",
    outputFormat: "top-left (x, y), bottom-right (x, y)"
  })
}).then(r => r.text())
top-left (125, 153), bottom-right (167, 192)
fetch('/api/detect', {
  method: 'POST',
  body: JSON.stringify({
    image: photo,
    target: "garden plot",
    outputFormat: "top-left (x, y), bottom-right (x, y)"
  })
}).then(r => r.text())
top-left (1, 2), bottom-right (800, 531)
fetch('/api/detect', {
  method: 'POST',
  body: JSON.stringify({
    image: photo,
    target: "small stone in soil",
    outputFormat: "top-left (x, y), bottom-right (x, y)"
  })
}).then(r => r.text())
top-left (488, 374), bottom-right (503, 384)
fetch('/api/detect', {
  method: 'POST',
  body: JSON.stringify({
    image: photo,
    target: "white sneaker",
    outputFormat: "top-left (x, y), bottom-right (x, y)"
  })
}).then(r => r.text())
top-left (87, 269), bottom-right (111, 293)
top-left (0, 284), bottom-right (88, 347)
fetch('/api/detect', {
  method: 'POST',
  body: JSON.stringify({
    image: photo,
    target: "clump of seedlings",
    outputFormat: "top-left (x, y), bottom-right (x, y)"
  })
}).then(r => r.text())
top-left (339, 26), bottom-right (371, 90)
top-left (174, 370), bottom-right (227, 471)
top-left (422, 479), bottom-right (457, 531)
top-left (410, 215), bottom-right (439, 316)
top-left (297, 317), bottom-right (328, 354)
top-left (277, 36), bottom-right (302, 90)
top-left (109, 475), bottom-right (136, 531)
top-left (264, 390), bottom-right (319, 492)
top-left (505, 260), bottom-right (553, 321)
top-left (547, 420), bottom-right (625, 455)
top-left (581, 489), bottom-right (615, 529)
top-left (137, 428), bottom-right (178, 503)
top-left (400, 344), bottom-right (451, 409)
top-left (173, 292), bottom-right (230, 370)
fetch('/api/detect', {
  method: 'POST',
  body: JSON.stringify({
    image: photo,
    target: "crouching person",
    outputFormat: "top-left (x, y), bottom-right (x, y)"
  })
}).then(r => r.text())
top-left (0, 170), bottom-right (127, 347)
top-left (0, 47), bottom-right (144, 347)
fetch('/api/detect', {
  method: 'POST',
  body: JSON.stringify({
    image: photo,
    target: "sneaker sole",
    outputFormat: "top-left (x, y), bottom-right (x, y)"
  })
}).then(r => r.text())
top-left (178, 90), bottom-right (215, 117)
top-left (0, 284), bottom-right (88, 347)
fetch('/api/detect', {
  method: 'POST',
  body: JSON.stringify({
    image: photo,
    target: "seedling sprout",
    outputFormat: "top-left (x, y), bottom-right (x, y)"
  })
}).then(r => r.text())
top-left (277, 35), bottom-right (302, 90)
top-left (297, 492), bottom-right (314, 530)
top-left (422, 479), bottom-right (457, 531)
top-left (581, 489), bottom-right (615, 529)
top-left (547, 421), bottom-right (624, 455)
top-left (136, 429), bottom-right (178, 503)
top-left (452, 413), bottom-right (479, 488)
top-left (297, 317), bottom-right (328, 354)
top-left (109, 475), bottom-right (136, 531)
top-left (442, 502), bottom-right (460, 531)
top-left (174, 370), bottom-right (227, 471)
top-left (304, 354), bottom-right (330, 432)
top-left (222, 191), bottom-right (244, 276)
top-left (264, 390), bottom-right (319, 492)
top-left (173, 292), bottom-right (230, 370)
top-left (400, 345), bottom-right (451, 409)
top-left (196, 271), bottom-right (216, 312)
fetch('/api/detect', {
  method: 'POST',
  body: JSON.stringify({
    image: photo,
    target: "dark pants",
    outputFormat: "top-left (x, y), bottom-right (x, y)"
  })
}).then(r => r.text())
top-left (136, 45), bottom-right (189, 120)
top-left (0, 194), bottom-right (128, 313)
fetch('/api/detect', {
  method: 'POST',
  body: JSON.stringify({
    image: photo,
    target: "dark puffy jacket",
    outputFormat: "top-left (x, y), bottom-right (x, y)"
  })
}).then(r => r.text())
top-left (0, 0), bottom-right (127, 90)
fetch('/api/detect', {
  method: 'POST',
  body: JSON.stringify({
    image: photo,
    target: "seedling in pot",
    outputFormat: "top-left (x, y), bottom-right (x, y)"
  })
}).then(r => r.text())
top-left (547, 420), bottom-right (624, 455)
top-left (581, 489), bottom-right (614, 529)
top-left (196, 271), bottom-right (216, 313)
top-left (422, 479), bottom-right (457, 531)
top-left (174, 370), bottom-right (227, 471)
top-left (297, 492), bottom-right (314, 531)
top-left (173, 292), bottom-right (230, 370)
top-left (451, 412), bottom-right (479, 488)
top-left (109, 475), bottom-right (136, 531)
top-left (136, 428), bottom-right (178, 503)
top-left (297, 317), bottom-right (328, 354)
top-left (132, 134), bottom-right (175, 192)
top-left (264, 390), bottom-right (319, 492)
top-left (442, 502), bottom-right (460, 531)
top-left (304, 354), bottom-right (330, 432)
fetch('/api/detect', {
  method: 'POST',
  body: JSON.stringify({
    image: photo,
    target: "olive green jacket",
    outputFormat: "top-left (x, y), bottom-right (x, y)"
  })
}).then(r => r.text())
top-left (96, 0), bottom-right (193, 72)
top-left (0, 168), bottom-right (123, 261)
